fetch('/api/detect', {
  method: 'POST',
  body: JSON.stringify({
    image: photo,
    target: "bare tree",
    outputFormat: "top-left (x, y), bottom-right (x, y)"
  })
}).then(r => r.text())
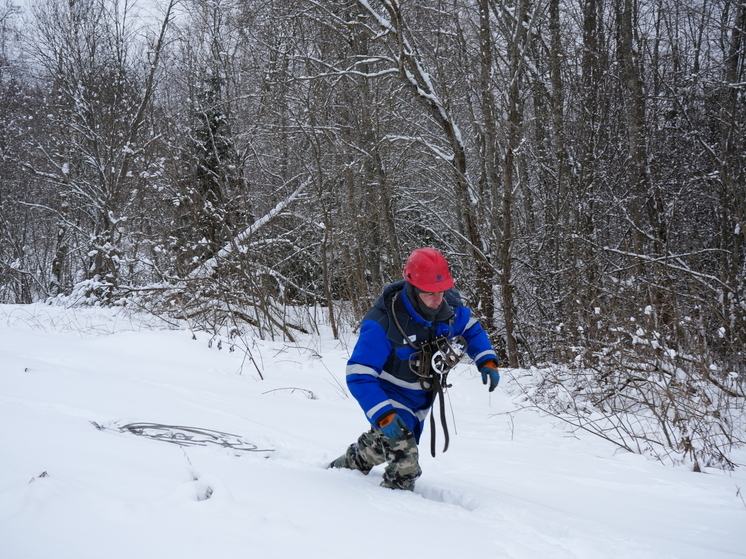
top-left (23, 0), bottom-right (175, 300)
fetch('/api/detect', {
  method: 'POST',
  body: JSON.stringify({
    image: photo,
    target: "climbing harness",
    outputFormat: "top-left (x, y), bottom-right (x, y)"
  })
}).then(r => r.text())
top-left (391, 291), bottom-right (468, 457)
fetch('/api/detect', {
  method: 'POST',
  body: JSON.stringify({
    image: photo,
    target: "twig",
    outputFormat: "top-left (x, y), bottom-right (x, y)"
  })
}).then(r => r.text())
top-left (262, 387), bottom-right (317, 400)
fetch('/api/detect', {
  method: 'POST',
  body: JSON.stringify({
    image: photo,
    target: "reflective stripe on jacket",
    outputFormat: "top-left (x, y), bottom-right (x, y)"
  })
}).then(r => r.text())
top-left (346, 280), bottom-right (498, 441)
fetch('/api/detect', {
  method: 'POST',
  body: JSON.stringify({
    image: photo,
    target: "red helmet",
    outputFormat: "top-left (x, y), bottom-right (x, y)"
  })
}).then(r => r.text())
top-left (402, 248), bottom-right (454, 292)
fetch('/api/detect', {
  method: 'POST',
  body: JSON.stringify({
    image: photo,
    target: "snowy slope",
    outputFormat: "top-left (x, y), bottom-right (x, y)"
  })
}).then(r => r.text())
top-left (1, 304), bottom-right (744, 559)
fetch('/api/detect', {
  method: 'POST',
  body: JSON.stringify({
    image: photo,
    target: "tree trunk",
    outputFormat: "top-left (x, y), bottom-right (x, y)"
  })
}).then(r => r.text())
top-left (719, 1), bottom-right (746, 352)
top-left (499, 0), bottom-right (531, 368)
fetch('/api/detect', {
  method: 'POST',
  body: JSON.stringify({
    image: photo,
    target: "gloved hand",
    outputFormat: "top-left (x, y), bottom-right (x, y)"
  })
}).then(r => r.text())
top-left (479, 360), bottom-right (500, 392)
top-left (378, 412), bottom-right (407, 440)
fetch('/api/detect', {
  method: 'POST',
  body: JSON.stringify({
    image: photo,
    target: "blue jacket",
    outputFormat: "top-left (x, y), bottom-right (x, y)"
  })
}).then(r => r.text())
top-left (346, 280), bottom-right (498, 442)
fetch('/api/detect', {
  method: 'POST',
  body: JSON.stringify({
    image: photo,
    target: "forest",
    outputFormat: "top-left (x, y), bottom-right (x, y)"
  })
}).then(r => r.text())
top-left (1, 0), bottom-right (744, 469)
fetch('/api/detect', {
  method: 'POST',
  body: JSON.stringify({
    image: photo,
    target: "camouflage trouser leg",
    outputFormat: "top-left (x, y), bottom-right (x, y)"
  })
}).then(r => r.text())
top-left (335, 428), bottom-right (421, 491)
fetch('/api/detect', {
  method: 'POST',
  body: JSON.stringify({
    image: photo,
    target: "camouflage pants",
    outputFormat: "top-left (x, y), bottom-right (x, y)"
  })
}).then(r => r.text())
top-left (332, 428), bottom-right (422, 491)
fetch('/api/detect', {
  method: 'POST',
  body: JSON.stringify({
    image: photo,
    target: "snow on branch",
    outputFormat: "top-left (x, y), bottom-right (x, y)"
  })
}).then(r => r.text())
top-left (355, 0), bottom-right (460, 143)
top-left (601, 246), bottom-right (730, 291)
top-left (189, 178), bottom-right (311, 279)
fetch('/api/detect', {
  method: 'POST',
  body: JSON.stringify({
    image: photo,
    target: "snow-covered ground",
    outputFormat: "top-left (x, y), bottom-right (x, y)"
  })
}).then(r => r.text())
top-left (1, 303), bottom-right (744, 559)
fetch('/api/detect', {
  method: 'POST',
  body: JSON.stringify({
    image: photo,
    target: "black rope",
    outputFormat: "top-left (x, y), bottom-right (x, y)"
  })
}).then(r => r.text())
top-left (91, 421), bottom-right (274, 453)
top-left (391, 291), bottom-right (419, 350)
top-left (429, 373), bottom-right (450, 457)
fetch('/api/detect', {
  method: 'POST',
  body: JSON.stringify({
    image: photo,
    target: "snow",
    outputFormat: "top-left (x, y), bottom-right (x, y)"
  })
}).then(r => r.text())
top-left (1, 304), bottom-right (744, 559)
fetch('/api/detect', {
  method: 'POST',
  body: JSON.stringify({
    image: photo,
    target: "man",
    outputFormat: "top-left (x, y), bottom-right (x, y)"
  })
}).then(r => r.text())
top-left (328, 248), bottom-right (500, 490)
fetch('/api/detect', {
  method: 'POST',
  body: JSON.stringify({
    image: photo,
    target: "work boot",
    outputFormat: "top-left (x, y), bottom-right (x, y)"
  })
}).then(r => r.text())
top-left (327, 455), bottom-right (350, 469)
top-left (380, 479), bottom-right (415, 491)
